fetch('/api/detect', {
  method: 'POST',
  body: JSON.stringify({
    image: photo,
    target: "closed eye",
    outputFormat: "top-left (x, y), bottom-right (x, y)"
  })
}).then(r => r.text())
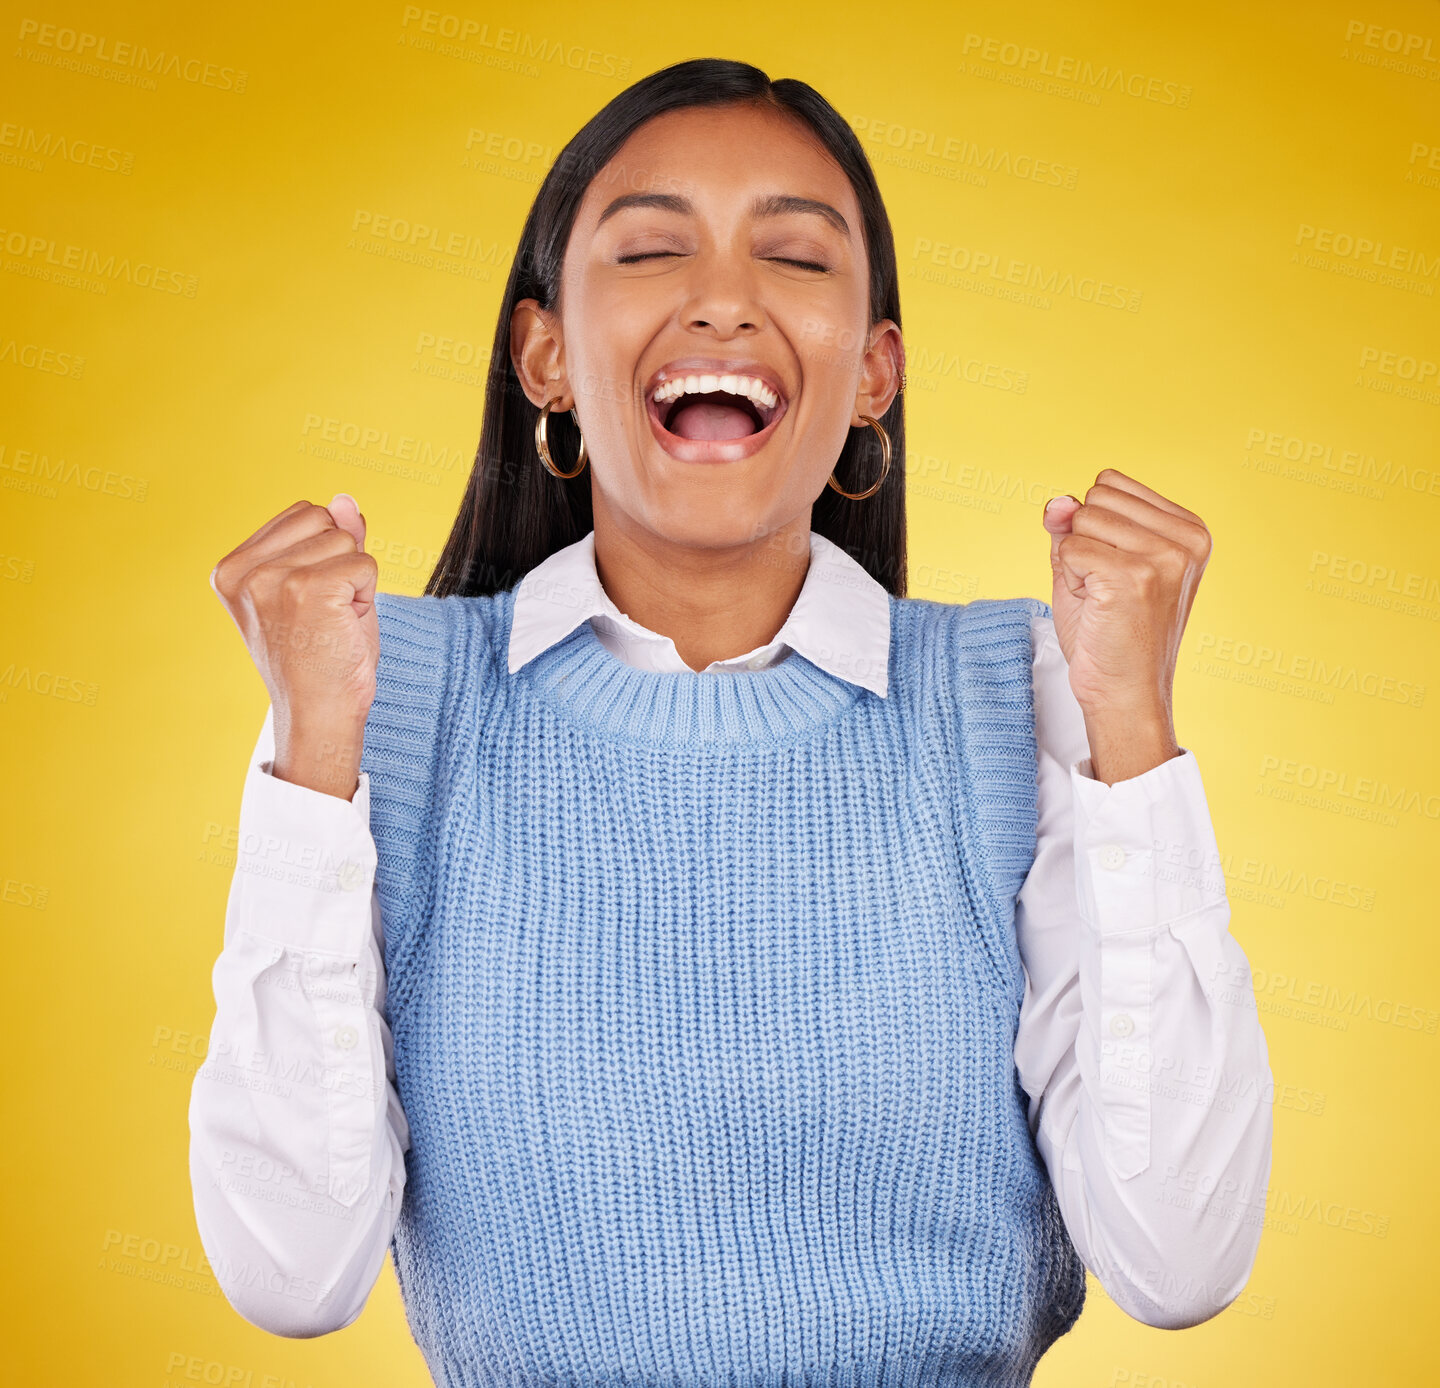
top-left (616, 252), bottom-right (830, 272)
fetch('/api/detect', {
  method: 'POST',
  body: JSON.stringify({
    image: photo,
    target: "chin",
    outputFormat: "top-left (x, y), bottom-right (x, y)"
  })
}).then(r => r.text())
top-left (633, 491), bottom-right (789, 552)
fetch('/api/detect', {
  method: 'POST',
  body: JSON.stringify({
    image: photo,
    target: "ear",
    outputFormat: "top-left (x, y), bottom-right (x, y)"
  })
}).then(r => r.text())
top-left (510, 298), bottom-right (569, 408)
top-left (854, 319), bottom-right (905, 424)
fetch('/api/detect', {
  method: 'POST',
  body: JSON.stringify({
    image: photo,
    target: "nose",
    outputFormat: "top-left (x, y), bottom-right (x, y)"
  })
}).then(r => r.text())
top-left (680, 251), bottom-right (765, 337)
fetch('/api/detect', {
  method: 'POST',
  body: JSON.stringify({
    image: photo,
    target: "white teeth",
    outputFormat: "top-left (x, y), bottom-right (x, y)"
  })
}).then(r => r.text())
top-left (652, 372), bottom-right (780, 412)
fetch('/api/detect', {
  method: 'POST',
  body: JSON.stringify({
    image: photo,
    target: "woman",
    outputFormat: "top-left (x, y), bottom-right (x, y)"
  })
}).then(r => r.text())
top-left (192, 58), bottom-right (1272, 1386)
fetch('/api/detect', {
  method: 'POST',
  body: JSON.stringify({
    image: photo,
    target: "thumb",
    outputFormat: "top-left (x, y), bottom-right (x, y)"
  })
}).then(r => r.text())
top-left (326, 492), bottom-right (366, 551)
top-left (1042, 494), bottom-right (1080, 572)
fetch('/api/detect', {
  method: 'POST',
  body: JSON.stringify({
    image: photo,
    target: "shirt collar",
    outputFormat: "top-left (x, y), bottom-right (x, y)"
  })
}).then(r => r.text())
top-left (508, 528), bottom-right (891, 697)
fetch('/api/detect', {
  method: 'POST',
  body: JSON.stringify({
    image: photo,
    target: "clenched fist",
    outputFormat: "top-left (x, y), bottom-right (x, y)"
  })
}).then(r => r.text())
top-left (210, 493), bottom-right (378, 799)
top-left (1040, 468), bottom-right (1209, 783)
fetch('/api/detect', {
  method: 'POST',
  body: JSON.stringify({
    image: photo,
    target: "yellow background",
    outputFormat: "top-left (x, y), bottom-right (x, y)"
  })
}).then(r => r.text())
top-left (3, 0), bottom-right (1437, 1382)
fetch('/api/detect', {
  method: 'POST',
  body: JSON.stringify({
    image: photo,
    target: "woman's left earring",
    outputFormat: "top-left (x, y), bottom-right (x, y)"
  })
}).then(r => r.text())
top-left (536, 398), bottom-right (588, 479)
top-left (827, 414), bottom-right (892, 501)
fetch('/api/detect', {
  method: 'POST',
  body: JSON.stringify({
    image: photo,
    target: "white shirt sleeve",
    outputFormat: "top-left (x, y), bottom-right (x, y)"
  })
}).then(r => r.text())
top-left (1013, 613), bottom-right (1274, 1328)
top-left (188, 704), bottom-right (410, 1337)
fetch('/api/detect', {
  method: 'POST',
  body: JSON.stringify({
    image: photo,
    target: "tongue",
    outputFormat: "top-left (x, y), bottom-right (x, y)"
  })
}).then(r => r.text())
top-left (667, 398), bottom-right (758, 440)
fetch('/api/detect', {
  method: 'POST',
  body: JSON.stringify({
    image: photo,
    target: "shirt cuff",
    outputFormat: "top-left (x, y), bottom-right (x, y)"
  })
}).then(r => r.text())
top-left (233, 750), bottom-right (377, 957)
top-left (1070, 746), bottom-right (1230, 934)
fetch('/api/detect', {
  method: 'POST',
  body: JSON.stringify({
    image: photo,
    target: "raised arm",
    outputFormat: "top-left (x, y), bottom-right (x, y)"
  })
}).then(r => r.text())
top-left (190, 494), bottom-right (409, 1335)
top-left (1014, 612), bottom-right (1274, 1328)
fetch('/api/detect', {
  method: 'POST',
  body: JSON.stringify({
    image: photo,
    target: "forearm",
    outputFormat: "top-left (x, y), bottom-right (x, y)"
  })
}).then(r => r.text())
top-left (271, 707), bottom-right (368, 800)
top-left (1081, 702), bottom-right (1181, 785)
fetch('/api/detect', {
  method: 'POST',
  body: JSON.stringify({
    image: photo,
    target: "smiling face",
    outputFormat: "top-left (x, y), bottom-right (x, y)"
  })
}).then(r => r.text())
top-left (511, 100), bottom-right (903, 555)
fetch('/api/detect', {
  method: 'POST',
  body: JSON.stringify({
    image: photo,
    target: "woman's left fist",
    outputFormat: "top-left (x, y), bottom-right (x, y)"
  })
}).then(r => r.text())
top-left (1042, 468), bottom-right (1213, 721)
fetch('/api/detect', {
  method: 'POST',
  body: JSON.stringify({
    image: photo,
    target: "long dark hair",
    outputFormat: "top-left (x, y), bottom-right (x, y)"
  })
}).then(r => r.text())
top-left (426, 57), bottom-right (907, 599)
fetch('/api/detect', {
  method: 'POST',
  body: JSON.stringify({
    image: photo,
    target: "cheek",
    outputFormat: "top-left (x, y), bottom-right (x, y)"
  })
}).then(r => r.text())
top-left (793, 314), bottom-right (864, 429)
top-left (566, 286), bottom-right (652, 424)
top-left (795, 312), bottom-right (870, 381)
top-left (568, 364), bottom-right (630, 437)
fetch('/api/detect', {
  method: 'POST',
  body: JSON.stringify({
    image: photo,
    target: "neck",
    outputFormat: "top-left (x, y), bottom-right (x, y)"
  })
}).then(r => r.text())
top-left (589, 497), bottom-right (812, 672)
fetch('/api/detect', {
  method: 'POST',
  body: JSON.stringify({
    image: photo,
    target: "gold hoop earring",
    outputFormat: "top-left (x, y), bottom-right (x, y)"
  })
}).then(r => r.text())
top-left (535, 397), bottom-right (588, 479)
top-left (827, 414), bottom-right (891, 501)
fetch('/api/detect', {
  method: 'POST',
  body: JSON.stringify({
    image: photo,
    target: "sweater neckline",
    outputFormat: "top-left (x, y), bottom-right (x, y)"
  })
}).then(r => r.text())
top-left (499, 585), bottom-right (874, 748)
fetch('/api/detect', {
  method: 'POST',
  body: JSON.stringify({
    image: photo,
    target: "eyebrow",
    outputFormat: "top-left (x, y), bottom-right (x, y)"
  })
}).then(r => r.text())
top-left (595, 191), bottom-right (851, 237)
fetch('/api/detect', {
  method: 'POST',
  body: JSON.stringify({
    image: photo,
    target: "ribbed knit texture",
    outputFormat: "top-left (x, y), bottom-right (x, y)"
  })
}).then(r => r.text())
top-left (358, 584), bottom-right (1085, 1388)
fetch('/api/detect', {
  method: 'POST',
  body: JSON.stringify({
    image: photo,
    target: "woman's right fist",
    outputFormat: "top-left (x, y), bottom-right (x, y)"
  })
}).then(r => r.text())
top-left (210, 495), bottom-right (379, 796)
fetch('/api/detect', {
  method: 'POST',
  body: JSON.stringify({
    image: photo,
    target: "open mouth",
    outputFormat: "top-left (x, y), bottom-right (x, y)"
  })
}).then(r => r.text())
top-left (647, 371), bottom-right (787, 443)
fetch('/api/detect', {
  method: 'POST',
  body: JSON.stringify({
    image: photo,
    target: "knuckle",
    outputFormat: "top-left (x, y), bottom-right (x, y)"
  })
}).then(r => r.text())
top-left (1134, 559), bottom-right (1163, 594)
top-left (214, 556), bottom-right (247, 600)
top-left (278, 567), bottom-right (312, 602)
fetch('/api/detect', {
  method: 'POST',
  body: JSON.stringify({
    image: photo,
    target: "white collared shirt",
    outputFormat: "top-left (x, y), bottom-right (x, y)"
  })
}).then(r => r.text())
top-left (509, 528), bottom-right (892, 693)
top-left (190, 528), bottom-right (1272, 1338)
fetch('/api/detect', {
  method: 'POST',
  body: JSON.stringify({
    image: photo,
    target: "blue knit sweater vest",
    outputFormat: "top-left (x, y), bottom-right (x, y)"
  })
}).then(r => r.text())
top-left (358, 583), bottom-right (1085, 1388)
